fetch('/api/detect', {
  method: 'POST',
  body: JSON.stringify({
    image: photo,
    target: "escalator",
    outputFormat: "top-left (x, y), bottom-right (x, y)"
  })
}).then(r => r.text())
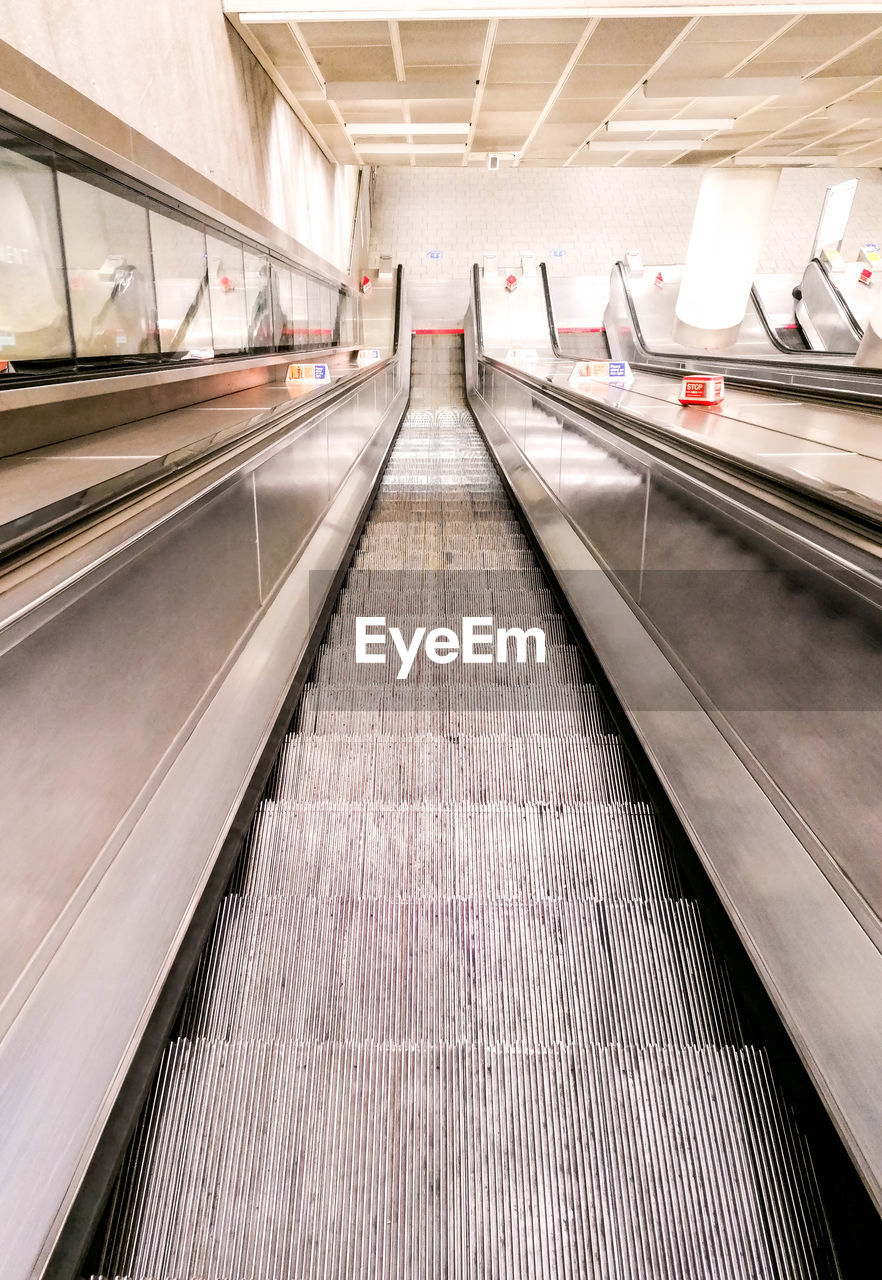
top-left (594, 261), bottom-right (882, 407)
top-left (85, 335), bottom-right (840, 1279)
top-left (793, 258), bottom-right (866, 354)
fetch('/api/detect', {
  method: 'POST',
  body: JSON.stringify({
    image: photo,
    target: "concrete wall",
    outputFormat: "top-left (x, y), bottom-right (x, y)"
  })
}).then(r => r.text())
top-left (370, 165), bottom-right (882, 282)
top-left (0, 0), bottom-right (358, 273)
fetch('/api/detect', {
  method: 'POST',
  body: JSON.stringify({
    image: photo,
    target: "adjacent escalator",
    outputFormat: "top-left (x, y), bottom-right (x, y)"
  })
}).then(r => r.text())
top-left (590, 261), bottom-right (882, 406)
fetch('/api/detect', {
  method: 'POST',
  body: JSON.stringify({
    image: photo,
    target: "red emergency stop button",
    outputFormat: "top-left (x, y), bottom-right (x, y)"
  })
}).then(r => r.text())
top-left (679, 374), bottom-right (725, 406)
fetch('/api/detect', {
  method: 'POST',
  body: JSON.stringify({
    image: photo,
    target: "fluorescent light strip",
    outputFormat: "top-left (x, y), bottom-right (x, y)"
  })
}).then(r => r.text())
top-left (607, 118), bottom-right (734, 132)
top-left (355, 142), bottom-right (466, 154)
top-left (590, 139), bottom-right (702, 152)
top-left (242, 10), bottom-right (607, 21)
top-left (732, 154), bottom-right (838, 165)
top-left (643, 76), bottom-right (801, 99)
top-left (347, 122), bottom-right (470, 135)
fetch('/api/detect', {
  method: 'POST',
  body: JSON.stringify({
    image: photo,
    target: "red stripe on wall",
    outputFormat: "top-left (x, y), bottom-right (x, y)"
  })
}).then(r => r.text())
top-left (412, 327), bottom-right (465, 335)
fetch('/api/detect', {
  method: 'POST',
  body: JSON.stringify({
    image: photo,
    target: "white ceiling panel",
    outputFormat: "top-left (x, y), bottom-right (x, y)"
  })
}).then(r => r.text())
top-left (400, 19), bottom-right (487, 66)
top-left (226, 6), bottom-right (882, 169)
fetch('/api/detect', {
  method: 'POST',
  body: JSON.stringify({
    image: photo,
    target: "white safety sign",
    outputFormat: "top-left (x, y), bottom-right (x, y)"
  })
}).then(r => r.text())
top-left (505, 348), bottom-right (539, 365)
top-left (569, 360), bottom-right (633, 387)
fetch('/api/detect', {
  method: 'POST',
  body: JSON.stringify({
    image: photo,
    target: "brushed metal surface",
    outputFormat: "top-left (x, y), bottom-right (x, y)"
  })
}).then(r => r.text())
top-left (477, 364), bottom-right (882, 939)
top-left (0, 360), bottom-right (408, 1278)
top-left (0, 349), bottom-right (362, 457)
top-left (798, 261), bottom-right (861, 354)
top-left (467, 314), bottom-right (882, 1216)
top-left (0, 339), bottom-right (407, 1044)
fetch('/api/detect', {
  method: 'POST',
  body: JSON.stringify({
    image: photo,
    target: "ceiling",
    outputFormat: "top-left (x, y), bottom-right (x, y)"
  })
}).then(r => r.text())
top-left (224, 3), bottom-right (882, 168)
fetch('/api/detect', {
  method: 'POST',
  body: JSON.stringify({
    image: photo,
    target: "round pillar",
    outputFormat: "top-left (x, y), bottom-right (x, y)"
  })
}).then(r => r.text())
top-left (674, 167), bottom-right (781, 351)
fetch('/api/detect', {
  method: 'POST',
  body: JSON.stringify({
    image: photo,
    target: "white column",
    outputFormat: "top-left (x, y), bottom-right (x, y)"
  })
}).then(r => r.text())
top-left (855, 286), bottom-right (882, 368)
top-left (674, 167), bottom-right (781, 351)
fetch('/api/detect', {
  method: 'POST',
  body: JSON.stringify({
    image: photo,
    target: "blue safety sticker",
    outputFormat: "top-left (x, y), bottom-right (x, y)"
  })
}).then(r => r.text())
top-left (608, 362), bottom-right (627, 379)
top-left (315, 364), bottom-right (329, 379)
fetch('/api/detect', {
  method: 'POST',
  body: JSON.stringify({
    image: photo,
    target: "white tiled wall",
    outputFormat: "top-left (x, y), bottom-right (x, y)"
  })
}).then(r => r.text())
top-left (370, 166), bottom-right (882, 282)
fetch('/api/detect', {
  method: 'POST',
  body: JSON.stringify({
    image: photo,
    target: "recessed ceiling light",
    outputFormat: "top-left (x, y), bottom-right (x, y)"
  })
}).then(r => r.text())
top-left (354, 142), bottom-right (467, 155)
top-left (346, 122), bottom-right (470, 136)
top-left (589, 140), bottom-right (701, 152)
top-left (643, 77), bottom-right (801, 99)
top-left (732, 154), bottom-right (838, 166)
top-left (606, 119), bottom-right (734, 133)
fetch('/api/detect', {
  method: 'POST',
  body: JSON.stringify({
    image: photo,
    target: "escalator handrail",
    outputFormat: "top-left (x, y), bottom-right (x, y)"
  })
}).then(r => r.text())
top-left (747, 282), bottom-right (807, 355)
top-left (539, 262), bottom-right (565, 360)
top-left (602, 260), bottom-right (882, 408)
top-left (808, 256), bottom-right (865, 343)
top-left (611, 259), bottom-right (851, 370)
top-left (392, 263), bottom-right (404, 356)
top-left (472, 262), bottom-right (485, 356)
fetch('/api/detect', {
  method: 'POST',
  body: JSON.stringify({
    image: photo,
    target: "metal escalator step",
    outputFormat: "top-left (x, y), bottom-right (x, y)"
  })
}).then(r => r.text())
top-left (309, 642), bottom-right (583, 686)
top-left (175, 897), bottom-right (743, 1049)
top-left (336, 571), bottom-right (556, 597)
top-left (332, 585), bottom-right (562, 620)
top-left (293, 682), bottom-right (609, 736)
top-left (322, 612), bottom-right (571, 649)
top-left (229, 801), bottom-right (683, 904)
top-left (274, 733), bottom-right (642, 805)
top-left (90, 1043), bottom-right (833, 1280)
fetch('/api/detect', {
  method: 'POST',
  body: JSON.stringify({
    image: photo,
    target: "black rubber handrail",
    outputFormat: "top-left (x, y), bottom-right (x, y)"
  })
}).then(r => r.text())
top-left (610, 259), bottom-right (856, 369)
top-left (392, 263), bottom-right (404, 355)
top-left (748, 282), bottom-right (808, 354)
top-left (472, 262), bottom-right (485, 354)
top-left (807, 256), bottom-right (864, 342)
top-left (590, 261), bottom-right (882, 409)
top-left (539, 263), bottom-right (565, 359)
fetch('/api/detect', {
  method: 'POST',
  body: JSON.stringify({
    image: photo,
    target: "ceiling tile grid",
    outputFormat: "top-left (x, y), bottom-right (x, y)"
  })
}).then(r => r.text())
top-left (226, 7), bottom-right (882, 170)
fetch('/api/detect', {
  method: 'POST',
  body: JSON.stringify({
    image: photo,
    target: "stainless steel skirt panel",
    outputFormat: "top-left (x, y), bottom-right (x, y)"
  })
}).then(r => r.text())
top-left (0, 372), bottom-right (398, 1034)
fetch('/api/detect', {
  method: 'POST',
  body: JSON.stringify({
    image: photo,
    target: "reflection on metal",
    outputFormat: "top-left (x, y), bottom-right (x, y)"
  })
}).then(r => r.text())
top-left (671, 314), bottom-right (741, 350)
top-left (855, 321), bottom-right (882, 370)
top-left (796, 259), bottom-right (862, 354)
top-left (600, 260), bottom-right (882, 408)
top-left (0, 275), bottom-right (410, 1277)
top-left (466, 296), bottom-right (882, 1217)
